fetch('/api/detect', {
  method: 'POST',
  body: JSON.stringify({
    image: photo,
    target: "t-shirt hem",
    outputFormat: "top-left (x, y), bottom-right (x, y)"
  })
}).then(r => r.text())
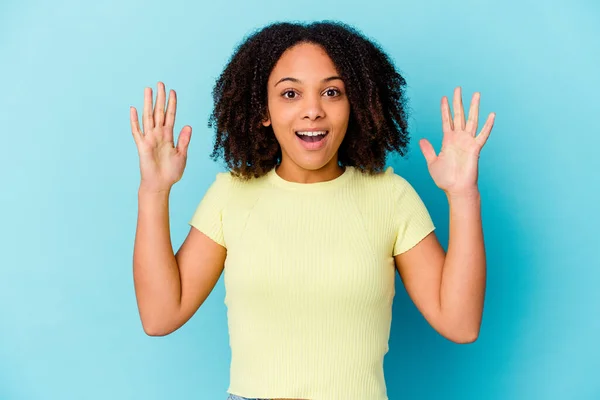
top-left (393, 224), bottom-right (436, 256)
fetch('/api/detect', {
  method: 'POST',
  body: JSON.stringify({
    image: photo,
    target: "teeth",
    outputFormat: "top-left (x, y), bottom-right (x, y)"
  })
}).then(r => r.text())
top-left (296, 131), bottom-right (327, 136)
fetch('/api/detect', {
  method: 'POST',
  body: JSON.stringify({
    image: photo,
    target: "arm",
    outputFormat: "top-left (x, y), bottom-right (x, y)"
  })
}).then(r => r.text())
top-left (394, 191), bottom-right (485, 344)
top-left (130, 82), bottom-right (227, 336)
top-left (395, 86), bottom-right (494, 343)
top-left (133, 187), bottom-right (226, 336)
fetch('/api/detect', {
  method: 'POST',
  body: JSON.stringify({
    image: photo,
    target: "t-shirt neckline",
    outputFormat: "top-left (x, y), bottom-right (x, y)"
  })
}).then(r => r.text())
top-left (267, 165), bottom-right (354, 191)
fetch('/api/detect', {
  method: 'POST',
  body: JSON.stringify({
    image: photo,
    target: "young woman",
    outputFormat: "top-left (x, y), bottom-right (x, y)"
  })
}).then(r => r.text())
top-left (130, 21), bottom-right (495, 400)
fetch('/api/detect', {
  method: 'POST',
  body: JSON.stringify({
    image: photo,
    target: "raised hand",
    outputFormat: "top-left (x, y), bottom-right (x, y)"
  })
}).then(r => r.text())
top-left (419, 87), bottom-right (496, 197)
top-left (130, 82), bottom-right (192, 193)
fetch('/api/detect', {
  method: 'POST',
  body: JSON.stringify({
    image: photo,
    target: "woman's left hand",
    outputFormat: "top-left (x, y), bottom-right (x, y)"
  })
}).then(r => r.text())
top-left (419, 87), bottom-right (496, 198)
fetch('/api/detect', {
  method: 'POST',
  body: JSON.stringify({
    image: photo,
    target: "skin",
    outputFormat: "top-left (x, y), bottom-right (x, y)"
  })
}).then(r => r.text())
top-left (259, 43), bottom-right (351, 399)
top-left (395, 88), bottom-right (495, 344)
top-left (131, 38), bottom-right (495, 400)
top-left (262, 42), bottom-right (350, 184)
top-left (261, 42), bottom-right (495, 345)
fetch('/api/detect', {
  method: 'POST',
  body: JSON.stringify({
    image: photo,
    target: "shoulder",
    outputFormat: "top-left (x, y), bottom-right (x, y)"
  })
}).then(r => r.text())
top-left (352, 166), bottom-right (413, 196)
top-left (357, 166), bottom-right (428, 214)
top-left (210, 170), bottom-right (267, 190)
top-left (200, 171), bottom-right (234, 198)
top-left (206, 169), bottom-right (271, 207)
top-left (379, 166), bottom-right (424, 201)
top-left (383, 166), bottom-right (412, 189)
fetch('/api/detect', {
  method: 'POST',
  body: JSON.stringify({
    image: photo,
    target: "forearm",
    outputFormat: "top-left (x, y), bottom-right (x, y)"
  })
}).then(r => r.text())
top-left (439, 191), bottom-right (486, 341)
top-left (133, 187), bottom-right (182, 334)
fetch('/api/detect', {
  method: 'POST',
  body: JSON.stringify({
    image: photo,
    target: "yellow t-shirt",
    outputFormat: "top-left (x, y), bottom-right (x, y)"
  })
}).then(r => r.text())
top-left (189, 165), bottom-right (435, 400)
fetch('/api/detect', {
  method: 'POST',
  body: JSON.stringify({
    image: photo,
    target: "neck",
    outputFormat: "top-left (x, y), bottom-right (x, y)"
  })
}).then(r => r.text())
top-left (275, 158), bottom-right (345, 184)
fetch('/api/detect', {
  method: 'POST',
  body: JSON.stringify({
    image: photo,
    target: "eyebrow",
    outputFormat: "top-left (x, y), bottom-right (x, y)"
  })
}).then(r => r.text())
top-left (274, 76), bottom-right (344, 87)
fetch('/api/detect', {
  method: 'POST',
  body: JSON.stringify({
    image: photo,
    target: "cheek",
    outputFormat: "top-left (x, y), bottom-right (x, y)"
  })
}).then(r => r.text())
top-left (269, 102), bottom-right (297, 128)
top-left (330, 104), bottom-right (351, 129)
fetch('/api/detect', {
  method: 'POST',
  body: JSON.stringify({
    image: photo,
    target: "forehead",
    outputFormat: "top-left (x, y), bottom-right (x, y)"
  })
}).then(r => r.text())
top-left (269, 42), bottom-right (341, 81)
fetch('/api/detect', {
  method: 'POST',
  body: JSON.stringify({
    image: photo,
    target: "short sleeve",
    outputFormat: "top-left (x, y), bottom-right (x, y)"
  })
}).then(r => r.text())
top-left (188, 172), bottom-right (231, 248)
top-left (390, 172), bottom-right (436, 256)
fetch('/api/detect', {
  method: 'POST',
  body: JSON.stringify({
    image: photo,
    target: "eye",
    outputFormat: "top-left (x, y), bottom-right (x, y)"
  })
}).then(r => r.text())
top-left (282, 90), bottom-right (298, 99)
top-left (324, 88), bottom-right (341, 97)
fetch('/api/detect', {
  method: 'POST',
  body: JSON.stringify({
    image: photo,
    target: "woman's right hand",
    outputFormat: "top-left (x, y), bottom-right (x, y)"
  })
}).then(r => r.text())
top-left (130, 82), bottom-right (192, 193)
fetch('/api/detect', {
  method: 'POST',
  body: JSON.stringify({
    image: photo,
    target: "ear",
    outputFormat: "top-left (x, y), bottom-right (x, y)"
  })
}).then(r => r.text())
top-left (261, 109), bottom-right (271, 127)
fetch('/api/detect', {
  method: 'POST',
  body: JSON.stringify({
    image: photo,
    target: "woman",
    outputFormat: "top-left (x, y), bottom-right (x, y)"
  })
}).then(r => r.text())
top-left (130, 21), bottom-right (495, 400)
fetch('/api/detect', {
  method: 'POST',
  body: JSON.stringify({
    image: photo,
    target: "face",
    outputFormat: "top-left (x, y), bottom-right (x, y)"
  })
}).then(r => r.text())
top-left (262, 42), bottom-right (350, 174)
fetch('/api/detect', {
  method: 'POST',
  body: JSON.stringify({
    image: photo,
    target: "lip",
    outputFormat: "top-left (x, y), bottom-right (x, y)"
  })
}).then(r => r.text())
top-left (295, 130), bottom-right (329, 151)
top-left (294, 128), bottom-right (329, 133)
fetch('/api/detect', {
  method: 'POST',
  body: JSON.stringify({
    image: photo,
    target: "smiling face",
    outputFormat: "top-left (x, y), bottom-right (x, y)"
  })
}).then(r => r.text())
top-left (262, 42), bottom-right (351, 181)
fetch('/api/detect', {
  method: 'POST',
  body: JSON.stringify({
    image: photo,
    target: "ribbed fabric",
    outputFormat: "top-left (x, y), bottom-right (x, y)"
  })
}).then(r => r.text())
top-left (189, 166), bottom-right (436, 400)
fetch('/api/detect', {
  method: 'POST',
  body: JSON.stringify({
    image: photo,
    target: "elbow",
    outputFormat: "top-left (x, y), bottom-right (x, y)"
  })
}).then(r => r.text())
top-left (143, 325), bottom-right (169, 337)
top-left (438, 318), bottom-right (480, 343)
top-left (137, 305), bottom-right (181, 337)
top-left (438, 312), bottom-right (481, 344)
top-left (140, 318), bottom-right (175, 337)
top-left (451, 332), bottom-right (479, 344)
top-left (447, 328), bottom-right (480, 344)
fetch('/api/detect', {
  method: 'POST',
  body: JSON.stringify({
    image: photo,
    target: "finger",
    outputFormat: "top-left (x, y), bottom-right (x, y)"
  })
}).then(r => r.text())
top-left (453, 86), bottom-right (465, 131)
top-left (465, 92), bottom-right (480, 136)
top-left (475, 113), bottom-right (496, 148)
top-left (419, 138), bottom-right (437, 165)
top-left (176, 126), bottom-right (192, 156)
top-left (164, 89), bottom-right (177, 129)
top-left (130, 107), bottom-right (143, 145)
top-left (154, 82), bottom-right (166, 126)
top-left (143, 87), bottom-right (154, 132)
top-left (441, 96), bottom-right (454, 132)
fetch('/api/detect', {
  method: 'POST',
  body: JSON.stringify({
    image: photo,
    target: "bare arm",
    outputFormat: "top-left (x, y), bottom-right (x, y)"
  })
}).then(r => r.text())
top-left (395, 192), bottom-right (485, 344)
top-left (395, 87), bottom-right (492, 343)
top-left (133, 187), bottom-right (226, 336)
top-left (130, 82), bottom-right (226, 336)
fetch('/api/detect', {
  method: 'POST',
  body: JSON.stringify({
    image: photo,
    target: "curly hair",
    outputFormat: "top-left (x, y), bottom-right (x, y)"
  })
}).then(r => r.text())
top-left (208, 20), bottom-right (411, 180)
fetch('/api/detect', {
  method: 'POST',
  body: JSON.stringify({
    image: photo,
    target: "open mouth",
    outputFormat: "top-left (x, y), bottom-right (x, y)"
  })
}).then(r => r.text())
top-left (295, 131), bottom-right (329, 143)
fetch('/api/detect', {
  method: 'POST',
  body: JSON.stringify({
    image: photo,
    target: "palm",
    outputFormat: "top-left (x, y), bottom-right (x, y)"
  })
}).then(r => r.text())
top-left (419, 87), bottom-right (495, 197)
top-left (138, 136), bottom-right (186, 186)
top-left (130, 82), bottom-right (192, 193)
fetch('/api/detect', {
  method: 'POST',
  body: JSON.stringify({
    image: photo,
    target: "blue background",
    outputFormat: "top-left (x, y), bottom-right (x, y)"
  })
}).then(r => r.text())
top-left (1, 0), bottom-right (598, 399)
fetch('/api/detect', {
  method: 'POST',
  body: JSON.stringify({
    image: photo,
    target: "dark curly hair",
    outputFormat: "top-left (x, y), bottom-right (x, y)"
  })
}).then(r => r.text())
top-left (208, 20), bottom-right (411, 180)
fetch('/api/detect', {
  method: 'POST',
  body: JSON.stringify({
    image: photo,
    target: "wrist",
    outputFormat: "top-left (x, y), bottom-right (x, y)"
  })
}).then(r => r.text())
top-left (138, 183), bottom-right (171, 197)
top-left (445, 189), bottom-right (481, 205)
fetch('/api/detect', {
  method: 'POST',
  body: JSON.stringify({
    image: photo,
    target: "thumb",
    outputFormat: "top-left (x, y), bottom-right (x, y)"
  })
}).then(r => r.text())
top-left (419, 138), bottom-right (437, 165)
top-left (176, 126), bottom-right (192, 156)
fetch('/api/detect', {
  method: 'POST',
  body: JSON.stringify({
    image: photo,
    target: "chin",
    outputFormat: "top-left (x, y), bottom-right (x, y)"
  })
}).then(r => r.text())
top-left (293, 155), bottom-right (338, 171)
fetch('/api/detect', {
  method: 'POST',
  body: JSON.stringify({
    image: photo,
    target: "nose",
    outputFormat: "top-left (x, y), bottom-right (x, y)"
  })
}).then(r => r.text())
top-left (302, 93), bottom-right (325, 121)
